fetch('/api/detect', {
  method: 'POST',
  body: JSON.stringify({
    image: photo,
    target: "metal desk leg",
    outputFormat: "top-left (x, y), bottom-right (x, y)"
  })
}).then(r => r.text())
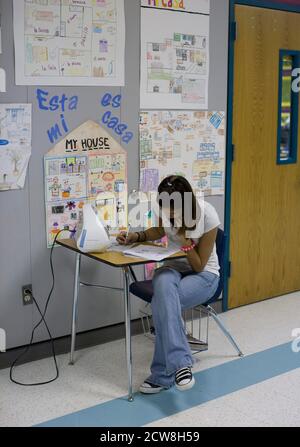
top-left (69, 253), bottom-right (81, 365)
top-left (123, 266), bottom-right (133, 402)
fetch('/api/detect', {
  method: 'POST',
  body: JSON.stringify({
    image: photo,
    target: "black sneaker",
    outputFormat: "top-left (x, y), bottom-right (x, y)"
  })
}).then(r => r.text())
top-left (175, 367), bottom-right (195, 391)
top-left (139, 381), bottom-right (166, 394)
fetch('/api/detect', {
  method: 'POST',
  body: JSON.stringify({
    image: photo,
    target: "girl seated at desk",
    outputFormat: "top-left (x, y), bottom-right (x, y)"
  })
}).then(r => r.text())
top-left (117, 175), bottom-right (220, 394)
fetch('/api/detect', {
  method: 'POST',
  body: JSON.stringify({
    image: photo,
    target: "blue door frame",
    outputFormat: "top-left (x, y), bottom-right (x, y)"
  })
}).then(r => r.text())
top-left (223, 0), bottom-right (300, 311)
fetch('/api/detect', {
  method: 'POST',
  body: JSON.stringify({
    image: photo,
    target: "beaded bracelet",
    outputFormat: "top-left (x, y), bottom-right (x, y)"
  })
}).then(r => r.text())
top-left (181, 241), bottom-right (196, 253)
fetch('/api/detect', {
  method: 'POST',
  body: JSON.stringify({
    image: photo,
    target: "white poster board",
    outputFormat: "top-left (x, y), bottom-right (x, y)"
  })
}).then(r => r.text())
top-left (13, 0), bottom-right (125, 86)
top-left (141, 0), bottom-right (210, 14)
top-left (44, 121), bottom-right (128, 247)
top-left (140, 2), bottom-right (210, 109)
top-left (0, 104), bottom-right (32, 191)
top-left (140, 111), bottom-right (225, 196)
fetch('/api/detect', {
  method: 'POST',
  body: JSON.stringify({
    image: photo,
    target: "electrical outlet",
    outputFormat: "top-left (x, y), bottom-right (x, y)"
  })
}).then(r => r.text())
top-left (22, 284), bottom-right (33, 306)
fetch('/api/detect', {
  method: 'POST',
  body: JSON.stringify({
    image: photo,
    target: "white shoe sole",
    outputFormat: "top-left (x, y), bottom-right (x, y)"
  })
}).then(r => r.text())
top-left (139, 384), bottom-right (165, 394)
top-left (175, 376), bottom-right (195, 392)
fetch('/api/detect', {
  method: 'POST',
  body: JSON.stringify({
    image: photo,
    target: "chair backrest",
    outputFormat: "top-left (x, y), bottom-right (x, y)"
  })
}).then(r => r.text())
top-left (205, 228), bottom-right (226, 305)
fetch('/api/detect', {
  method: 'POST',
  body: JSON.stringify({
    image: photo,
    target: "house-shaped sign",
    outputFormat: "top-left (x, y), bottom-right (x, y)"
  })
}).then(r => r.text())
top-left (44, 120), bottom-right (128, 247)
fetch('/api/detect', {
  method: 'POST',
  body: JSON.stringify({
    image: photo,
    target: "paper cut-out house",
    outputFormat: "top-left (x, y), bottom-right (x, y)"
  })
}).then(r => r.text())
top-left (44, 120), bottom-right (128, 247)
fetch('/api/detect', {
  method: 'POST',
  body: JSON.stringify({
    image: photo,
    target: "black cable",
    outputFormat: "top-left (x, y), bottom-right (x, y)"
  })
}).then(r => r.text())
top-left (9, 229), bottom-right (74, 386)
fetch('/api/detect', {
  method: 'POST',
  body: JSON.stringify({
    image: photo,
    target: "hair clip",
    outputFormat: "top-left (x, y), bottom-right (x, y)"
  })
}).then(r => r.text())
top-left (167, 182), bottom-right (173, 187)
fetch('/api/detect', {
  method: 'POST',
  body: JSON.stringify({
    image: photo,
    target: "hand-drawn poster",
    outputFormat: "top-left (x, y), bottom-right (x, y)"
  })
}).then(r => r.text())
top-left (0, 104), bottom-right (32, 191)
top-left (141, 1), bottom-right (210, 14)
top-left (140, 1), bottom-right (210, 109)
top-left (13, 0), bottom-right (125, 86)
top-left (139, 111), bottom-right (225, 196)
top-left (45, 120), bottom-right (128, 247)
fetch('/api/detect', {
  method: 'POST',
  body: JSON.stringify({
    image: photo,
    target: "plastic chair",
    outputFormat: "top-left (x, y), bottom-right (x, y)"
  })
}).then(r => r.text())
top-left (129, 229), bottom-right (244, 357)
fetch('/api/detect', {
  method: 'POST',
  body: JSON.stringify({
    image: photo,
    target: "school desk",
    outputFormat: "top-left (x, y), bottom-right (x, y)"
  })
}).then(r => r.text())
top-left (56, 238), bottom-right (185, 402)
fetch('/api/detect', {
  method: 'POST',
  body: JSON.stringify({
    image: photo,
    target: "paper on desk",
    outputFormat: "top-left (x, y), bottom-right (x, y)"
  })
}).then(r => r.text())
top-left (123, 245), bottom-right (180, 262)
top-left (108, 244), bottom-right (136, 253)
top-left (108, 238), bottom-right (136, 253)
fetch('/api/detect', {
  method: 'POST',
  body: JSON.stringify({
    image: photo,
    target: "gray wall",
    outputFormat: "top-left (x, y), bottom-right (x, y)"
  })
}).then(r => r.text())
top-left (0, 0), bottom-right (229, 350)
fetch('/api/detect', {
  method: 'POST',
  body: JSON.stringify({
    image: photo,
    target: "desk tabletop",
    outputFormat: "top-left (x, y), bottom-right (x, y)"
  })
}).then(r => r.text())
top-left (57, 239), bottom-right (186, 268)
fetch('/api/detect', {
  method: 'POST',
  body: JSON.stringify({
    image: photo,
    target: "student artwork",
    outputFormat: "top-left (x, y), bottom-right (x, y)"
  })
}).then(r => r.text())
top-left (0, 104), bottom-right (32, 191)
top-left (141, 1), bottom-right (210, 14)
top-left (140, 0), bottom-right (210, 109)
top-left (44, 120), bottom-right (128, 247)
top-left (139, 111), bottom-right (225, 196)
top-left (13, 0), bottom-right (125, 86)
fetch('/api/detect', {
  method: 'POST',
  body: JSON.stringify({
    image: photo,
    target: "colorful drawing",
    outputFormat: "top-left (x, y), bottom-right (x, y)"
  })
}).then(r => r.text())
top-left (47, 199), bottom-right (86, 246)
top-left (45, 156), bottom-right (87, 202)
top-left (140, 6), bottom-right (210, 109)
top-left (139, 111), bottom-right (225, 197)
top-left (141, 1), bottom-right (210, 14)
top-left (44, 120), bottom-right (128, 247)
top-left (14, 0), bottom-right (125, 86)
top-left (0, 104), bottom-right (32, 191)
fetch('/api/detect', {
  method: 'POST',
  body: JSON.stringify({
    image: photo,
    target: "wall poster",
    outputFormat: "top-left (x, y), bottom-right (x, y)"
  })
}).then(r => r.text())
top-left (139, 110), bottom-right (225, 197)
top-left (14, 0), bottom-right (125, 86)
top-left (140, 0), bottom-right (210, 109)
top-left (44, 120), bottom-right (128, 247)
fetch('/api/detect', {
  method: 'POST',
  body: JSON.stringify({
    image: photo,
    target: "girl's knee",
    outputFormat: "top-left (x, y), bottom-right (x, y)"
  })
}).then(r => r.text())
top-left (152, 268), bottom-right (180, 297)
top-left (153, 268), bottom-right (178, 286)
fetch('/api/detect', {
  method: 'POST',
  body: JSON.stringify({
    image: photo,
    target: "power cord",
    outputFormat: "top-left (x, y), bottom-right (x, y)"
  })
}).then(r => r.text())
top-left (9, 229), bottom-right (74, 386)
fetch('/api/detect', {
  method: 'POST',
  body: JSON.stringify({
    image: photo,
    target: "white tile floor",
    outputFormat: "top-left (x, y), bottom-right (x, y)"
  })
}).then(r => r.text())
top-left (0, 291), bottom-right (300, 427)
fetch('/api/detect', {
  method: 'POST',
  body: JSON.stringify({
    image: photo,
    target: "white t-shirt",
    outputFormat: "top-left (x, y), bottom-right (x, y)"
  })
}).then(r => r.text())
top-left (162, 201), bottom-right (221, 276)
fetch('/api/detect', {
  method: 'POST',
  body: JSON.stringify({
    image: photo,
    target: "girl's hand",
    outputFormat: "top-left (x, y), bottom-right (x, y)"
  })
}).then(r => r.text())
top-left (116, 232), bottom-right (139, 245)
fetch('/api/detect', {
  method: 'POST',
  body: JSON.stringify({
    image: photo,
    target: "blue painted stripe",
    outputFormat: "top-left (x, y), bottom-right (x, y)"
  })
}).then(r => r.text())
top-left (37, 342), bottom-right (300, 427)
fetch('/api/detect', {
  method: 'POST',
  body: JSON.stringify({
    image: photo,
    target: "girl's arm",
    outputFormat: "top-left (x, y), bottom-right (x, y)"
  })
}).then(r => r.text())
top-left (139, 217), bottom-right (166, 242)
top-left (116, 218), bottom-right (165, 245)
top-left (179, 227), bottom-right (218, 273)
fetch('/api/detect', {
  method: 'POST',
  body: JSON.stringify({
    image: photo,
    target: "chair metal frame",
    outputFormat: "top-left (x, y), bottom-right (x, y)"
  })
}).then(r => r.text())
top-left (139, 302), bottom-right (243, 357)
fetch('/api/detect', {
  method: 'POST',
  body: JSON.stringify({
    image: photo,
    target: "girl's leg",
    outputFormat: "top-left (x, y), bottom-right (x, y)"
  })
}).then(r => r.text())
top-left (146, 269), bottom-right (220, 388)
top-left (146, 268), bottom-right (194, 388)
top-left (179, 271), bottom-right (220, 310)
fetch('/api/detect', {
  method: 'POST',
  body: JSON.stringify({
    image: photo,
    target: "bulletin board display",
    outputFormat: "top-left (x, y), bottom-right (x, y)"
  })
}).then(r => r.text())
top-left (13, 0), bottom-right (125, 86)
top-left (44, 120), bottom-right (128, 247)
top-left (139, 110), bottom-right (225, 197)
top-left (140, 2), bottom-right (210, 109)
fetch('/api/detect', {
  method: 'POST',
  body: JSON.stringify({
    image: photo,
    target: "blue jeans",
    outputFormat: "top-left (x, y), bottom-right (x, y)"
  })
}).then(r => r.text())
top-left (146, 267), bottom-right (220, 388)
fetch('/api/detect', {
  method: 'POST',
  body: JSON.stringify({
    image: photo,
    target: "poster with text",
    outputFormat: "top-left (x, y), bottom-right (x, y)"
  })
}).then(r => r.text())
top-left (140, 2), bottom-right (210, 109)
top-left (13, 0), bottom-right (125, 86)
top-left (141, 0), bottom-right (210, 14)
top-left (139, 111), bottom-right (225, 197)
top-left (44, 120), bottom-right (128, 247)
top-left (0, 104), bottom-right (32, 191)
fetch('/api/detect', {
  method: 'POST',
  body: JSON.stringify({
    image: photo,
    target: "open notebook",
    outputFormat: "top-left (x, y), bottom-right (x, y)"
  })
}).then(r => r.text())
top-left (118, 244), bottom-right (180, 262)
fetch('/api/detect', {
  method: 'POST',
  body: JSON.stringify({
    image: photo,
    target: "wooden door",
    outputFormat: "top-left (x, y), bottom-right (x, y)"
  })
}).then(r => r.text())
top-left (229, 5), bottom-right (300, 308)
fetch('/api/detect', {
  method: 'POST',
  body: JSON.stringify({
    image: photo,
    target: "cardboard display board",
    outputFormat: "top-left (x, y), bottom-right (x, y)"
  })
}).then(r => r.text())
top-left (44, 120), bottom-right (128, 247)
